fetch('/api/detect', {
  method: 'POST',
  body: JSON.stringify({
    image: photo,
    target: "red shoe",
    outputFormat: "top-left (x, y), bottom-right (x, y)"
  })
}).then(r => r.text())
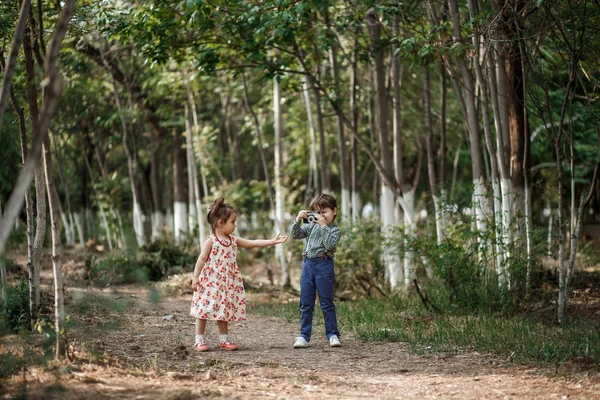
top-left (219, 340), bottom-right (239, 351)
top-left (194, 341), bottom-right (209, 352)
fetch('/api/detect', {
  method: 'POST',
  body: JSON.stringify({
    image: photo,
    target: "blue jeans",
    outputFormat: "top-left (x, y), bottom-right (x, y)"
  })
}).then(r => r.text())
top-left (299, 257), bottom-right (340, 341)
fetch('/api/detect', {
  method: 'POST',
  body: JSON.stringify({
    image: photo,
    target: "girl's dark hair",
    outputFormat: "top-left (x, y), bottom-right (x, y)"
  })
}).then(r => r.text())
top-left (207, 197), bottom-right (236, 231)
top-left (309, 193), bottom-right (338, 220)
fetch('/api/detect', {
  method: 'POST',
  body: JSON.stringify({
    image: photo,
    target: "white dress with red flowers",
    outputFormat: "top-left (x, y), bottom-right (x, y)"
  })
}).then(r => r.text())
top-left (190, 235), bottom-right (246, 321)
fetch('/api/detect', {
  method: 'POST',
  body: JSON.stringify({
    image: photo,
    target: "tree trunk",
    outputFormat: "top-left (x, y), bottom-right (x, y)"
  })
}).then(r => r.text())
top-left (554, 68), bottom-right (577, 324)
top-left (328, 31), bottom-right (350, 222)
top-left (24, 26), bottom-right (44, 317)
top-left (43, 134), bottom-right (66, 357)
top-left (273, 77), bottom-right (290, 288)
top-left (189, 86), bottom-right (210, 203)
top-left (52, 133), bottom-right (76, 247)
top-left (350, 32), bottom-right (361, 223)
top-left (100, 48), bottom-right (145, 247)
top-left (0, 0), bottom-right (31, 138)
top-left (173, 128), bottom-right (188, 242)
top-left (185, 105), bottom-right (198, 235)
top-left (185, 81), bottom-right (208, 244)
top-left (312, 82), bottom-right (330, 193)
top-left (301, 72), bottom-right (320, 200)
top-left (3, 51), bottom-right (35, 318)
top-left (366, 8), bottom-right (404, 290)
top-left (150, 149), bottom-right (164, 240)
top-left (423, 68), bottom-right (444, 245)
top-left (447, 0), bottom-right (488, 260)
top-left (184, 101), bottom-right (206, 245)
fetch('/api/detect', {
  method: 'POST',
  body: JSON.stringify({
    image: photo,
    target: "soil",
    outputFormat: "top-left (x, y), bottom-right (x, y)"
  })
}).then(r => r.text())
top-left (2, 251), bottom-right (600, 399)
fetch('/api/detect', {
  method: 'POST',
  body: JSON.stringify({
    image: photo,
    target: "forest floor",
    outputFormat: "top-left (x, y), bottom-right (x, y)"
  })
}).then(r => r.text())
top-left (2, 250), bottom-right (600, 399)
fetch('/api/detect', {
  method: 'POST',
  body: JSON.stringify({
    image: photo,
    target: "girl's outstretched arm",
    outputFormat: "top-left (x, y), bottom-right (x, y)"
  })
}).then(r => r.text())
top-left (236, 233), bottom-right (288, 249)
top-left (191, 237), bottom-right (213, 291)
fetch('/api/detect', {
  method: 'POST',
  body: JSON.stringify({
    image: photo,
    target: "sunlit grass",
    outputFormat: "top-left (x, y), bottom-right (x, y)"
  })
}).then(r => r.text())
top-left (252, 296), bottom-right (600, 366)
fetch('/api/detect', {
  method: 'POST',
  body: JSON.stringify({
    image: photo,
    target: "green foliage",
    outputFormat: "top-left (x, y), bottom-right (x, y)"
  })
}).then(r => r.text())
top-left (5, 223), bottom-right (27, 251)
top-left (71, 291), bottom-right (132, 317)
top-left (402, 211), bottom-right (544, 314)
top-left (335, 218), bottom-right (386, 298)
top-left (88, 250), bottom-right (150, 286)
top-left (0, 280), bottom-right (31, 334)
top-left (140, 236), bottom-right (197, 278)
top-left (88, 237), bottom-right (197, 286)
top-left (253, 296), bottom-right (600, 366)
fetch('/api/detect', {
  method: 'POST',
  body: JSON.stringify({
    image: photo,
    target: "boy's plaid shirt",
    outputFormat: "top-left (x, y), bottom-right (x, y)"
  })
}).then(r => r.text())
top-left (289, 220), bottom-right (341, 259)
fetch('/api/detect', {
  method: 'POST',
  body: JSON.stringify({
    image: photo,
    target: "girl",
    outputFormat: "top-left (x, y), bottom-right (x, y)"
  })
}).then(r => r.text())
top-left (190, 197), bottom-right (287, 351)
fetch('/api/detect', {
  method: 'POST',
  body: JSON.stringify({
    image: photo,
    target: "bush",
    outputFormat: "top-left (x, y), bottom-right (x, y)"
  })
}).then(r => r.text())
top-left (88, 250), bottom-right (149, 286)
top-left (141, 236), bottom-right (197, 275)
top-left (88, 237), bottom-right (197, 286)
top-left (0, 279), bottom-right (31, 334)
top-left (335, 218), bottom-right (386, 299)
top-left (405, 215), bottom-right (540, 313)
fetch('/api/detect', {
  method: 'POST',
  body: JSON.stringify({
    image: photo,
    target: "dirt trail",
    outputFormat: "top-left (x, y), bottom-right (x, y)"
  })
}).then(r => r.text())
top-left (4, 284), bottom-right (598, 400)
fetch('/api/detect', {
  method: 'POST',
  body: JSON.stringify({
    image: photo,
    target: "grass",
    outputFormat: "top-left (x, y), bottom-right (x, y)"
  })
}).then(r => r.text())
top-left (250, 296), bottom-right (600, 367)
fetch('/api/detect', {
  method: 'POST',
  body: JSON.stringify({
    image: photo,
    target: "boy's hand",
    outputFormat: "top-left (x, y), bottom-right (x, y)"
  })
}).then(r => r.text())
top-left (272, 232), bottom-right (288, 244)
top-left (315, 214), bottom-right (327, 227)
top-left (296, 210), bottom-right (309, 222)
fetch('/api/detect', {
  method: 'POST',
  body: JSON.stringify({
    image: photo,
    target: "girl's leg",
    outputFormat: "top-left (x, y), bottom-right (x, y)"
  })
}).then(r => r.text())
top-left (216, 320), bottom-right (228, 335)
top-left (216, 320), bottom-right (238, 350)
top-left (196, 318), bottom-right (207, 334)
top-left (194, 319), bottom-right (208, 351)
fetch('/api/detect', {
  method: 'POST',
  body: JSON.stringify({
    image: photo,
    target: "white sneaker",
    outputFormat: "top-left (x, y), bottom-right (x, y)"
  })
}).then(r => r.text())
top-left (329, 335), bottom-right (341, 347)
top-left (293, 336), bottom-right (310, 348)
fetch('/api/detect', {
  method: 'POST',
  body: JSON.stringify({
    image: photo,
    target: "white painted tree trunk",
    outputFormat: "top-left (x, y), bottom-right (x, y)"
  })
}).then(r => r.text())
top-left (381, 185), bottom-right (402, 290)
top-left (151, 211), bottom-right (164, 241)
top-left (133, 202), bottom-right (145, 248)
top-left (273, 76), bottom-right (289, 287)
top-left (352, 192), bottom-right (361, 224)
top-left (100, 208), bottom-right (113, 251)
top-left (499, 178), bottom-right (513, 288)
top-left (174, 201), bottom-right (188, 243)
top-left (60, 212), bottom-right (75, 247)
top-left (73, 211), bottom-right (85, 247)
top-left (166, 208), bottom-right (174, 233)
top-left (402, 190), bottom-right (417, 287)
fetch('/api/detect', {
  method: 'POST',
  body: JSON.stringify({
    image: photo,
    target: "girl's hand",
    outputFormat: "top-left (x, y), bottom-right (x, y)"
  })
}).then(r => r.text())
top-left (272, 232), bottom-right (288, 244)
top-left (191, 276), bottom-right (200, 292)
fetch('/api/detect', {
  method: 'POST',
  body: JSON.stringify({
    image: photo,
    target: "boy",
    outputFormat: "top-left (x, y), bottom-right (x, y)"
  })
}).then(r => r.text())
top-left (290, 194), bottom-right (342, 348)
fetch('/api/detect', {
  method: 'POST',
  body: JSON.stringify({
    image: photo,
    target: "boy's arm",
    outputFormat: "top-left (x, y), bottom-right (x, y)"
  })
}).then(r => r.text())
top-left (290, 220), bottom-right (311, 239)
top-left (312, 225), bottom-right (341, 253)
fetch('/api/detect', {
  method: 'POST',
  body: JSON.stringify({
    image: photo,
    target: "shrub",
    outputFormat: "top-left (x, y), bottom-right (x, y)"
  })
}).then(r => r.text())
top-left (87, 237), bottom-right (197, 286)
top-left (0, 279), bottom-right (31, 334)
top-left (88, 250), bottom-right (149, 286)
top-left (335, 218), bottom-right (387, 299)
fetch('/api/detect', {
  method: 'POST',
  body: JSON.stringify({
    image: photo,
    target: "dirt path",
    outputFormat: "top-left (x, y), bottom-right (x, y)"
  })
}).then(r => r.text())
top-left (1, 284), bottom-right (594, 400)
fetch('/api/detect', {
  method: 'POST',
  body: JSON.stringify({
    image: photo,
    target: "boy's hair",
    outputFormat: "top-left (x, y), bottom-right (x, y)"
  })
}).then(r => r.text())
top-left (309, 193), bottom-right (338, 220)
top-left (207, 197), bottom-right (236, 231)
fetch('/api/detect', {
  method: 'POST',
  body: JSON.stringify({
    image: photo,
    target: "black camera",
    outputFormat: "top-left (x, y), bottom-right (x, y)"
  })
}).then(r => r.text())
top-left (304, 211), bottom-right (319, 223)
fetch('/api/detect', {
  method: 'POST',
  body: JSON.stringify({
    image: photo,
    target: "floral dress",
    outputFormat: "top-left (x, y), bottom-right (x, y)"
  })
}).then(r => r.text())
top-left (190, 235), bottom-right (246, 321)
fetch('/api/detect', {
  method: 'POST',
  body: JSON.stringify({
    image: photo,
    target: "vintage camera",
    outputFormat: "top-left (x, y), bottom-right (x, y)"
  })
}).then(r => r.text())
top-left (304, 211), bottom-right (319, 223)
